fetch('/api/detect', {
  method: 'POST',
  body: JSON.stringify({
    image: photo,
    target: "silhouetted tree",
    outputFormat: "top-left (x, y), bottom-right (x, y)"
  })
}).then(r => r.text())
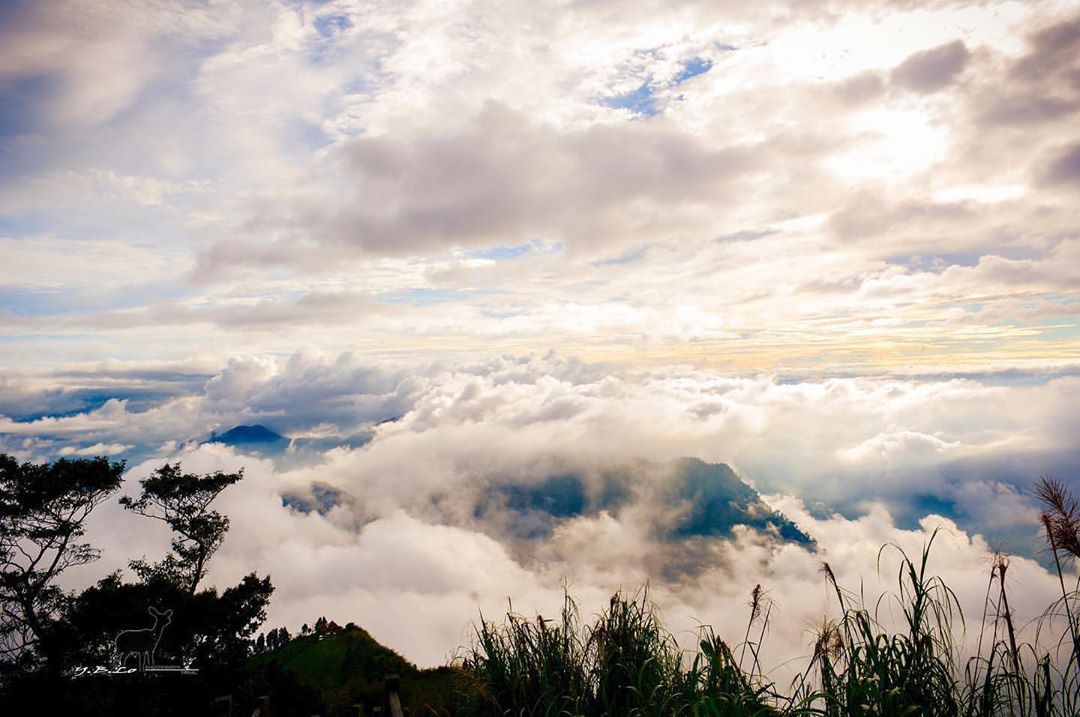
top-left (1, 458), bottom-right (272, 716)
top-left (120, 464), bottom-right (243, 594)
top-left (66, 462), bottom-right (271, 675)
top-left (0, 455), bottom-right (124, 679)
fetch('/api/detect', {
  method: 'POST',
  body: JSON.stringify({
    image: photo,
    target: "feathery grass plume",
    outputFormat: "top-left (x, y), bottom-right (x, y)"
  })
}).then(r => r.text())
top-left (738, 584), bottom-right (765, 674)
top-left (1034, 477), bottom-right (1080, 561)
top-left (953, 540), bottom-right (1080, 717)
top-left (996, 553), bottom-right (1028, 714)
top-left (820, 561), bottom-right (848, 612)
top-left (1034, 476), bottom-right (1080, 661)
top-left (1032, 476), bottom-right (1080, 716)
top-left (814, 619), bottom-right (844, 663)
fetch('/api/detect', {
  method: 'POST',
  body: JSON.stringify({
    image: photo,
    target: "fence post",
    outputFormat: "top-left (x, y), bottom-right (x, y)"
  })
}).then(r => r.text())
top-left (212, 694), bottom-right (232, 717)
top-left (384, 674), bottom-right (404, 717)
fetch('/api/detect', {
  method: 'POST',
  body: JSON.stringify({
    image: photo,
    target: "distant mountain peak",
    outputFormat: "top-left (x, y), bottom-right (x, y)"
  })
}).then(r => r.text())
top-left (477, 457), bottom-right (813, 547)
top-left (667, 458), bottom-right (813, 546)
top-left (210, 424), bottom-right (288, 446)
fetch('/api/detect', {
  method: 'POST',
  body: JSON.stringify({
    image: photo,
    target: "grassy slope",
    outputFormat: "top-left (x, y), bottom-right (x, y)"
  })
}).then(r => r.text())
top-left (245, 627), bottom-right (465, 715)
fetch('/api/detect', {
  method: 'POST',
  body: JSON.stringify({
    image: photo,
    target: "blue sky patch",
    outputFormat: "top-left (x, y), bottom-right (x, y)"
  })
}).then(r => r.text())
top-left (593, 246), bottom-right (647, 267)
top-left (0, 280), bottom-right (194, 317)
top-left (466, 239), bottom-right (564, 261)
top-left (315, 14), bottom-right (352, 38)
top-left (288, 117), bottom-right (331, 150)
top-left (714, 229), bottom-right (777, 244)
top-left (0, 289), bottom-right (82, 317)
top-left (379, 288), bottom-right (494, 306)
top-left (0, 74), bottom-right (54, 140)
top-left (887, 252), bottom-right (981, 270)
top-left (673, 57), bottom-right (713, 85)
top-left (599, 54), bottom-right (719, 117)
top-left (602, 83), bottom-right (659, 117)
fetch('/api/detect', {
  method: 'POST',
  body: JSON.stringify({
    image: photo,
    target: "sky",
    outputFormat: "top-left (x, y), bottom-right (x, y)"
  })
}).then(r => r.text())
top-left (1, 0), bottom-right (1079, 669)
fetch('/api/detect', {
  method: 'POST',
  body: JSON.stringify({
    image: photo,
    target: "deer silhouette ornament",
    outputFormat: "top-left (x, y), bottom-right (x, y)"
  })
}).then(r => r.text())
top-left (114, 606), bottom-right (173, 670)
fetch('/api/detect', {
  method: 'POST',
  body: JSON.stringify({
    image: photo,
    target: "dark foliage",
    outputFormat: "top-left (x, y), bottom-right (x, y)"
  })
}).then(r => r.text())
top-left (0, 455), bottom-right (124, 678)
top-left (120, 463), bottom-right (243, 594)
top-left (0, 454), bottom-right (272, 716)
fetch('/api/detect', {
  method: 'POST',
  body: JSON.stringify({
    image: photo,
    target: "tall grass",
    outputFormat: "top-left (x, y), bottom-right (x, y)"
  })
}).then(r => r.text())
top-left (456, 480), bottom-right (1080, 717)
top-left (460, 586), bottom-right (796, 716)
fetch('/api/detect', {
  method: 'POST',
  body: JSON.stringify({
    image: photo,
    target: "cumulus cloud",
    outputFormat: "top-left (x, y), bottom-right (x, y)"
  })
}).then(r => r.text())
top-left (1039, 141), bottom-right (1080, 185)
top-left (0, 0), bottom-right (226, 127)
top-left (1009, 11), bottom-right (1080, 83)
top-left (196, 102), bottom-right (779, 269)
top-left (890, 40), bottom-right (970, 93)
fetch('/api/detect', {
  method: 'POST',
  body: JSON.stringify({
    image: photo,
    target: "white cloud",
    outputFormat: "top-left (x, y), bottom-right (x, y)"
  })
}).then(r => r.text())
top-left (0, 236), bottom-right (174, 291)
top-left (57, 442), bottom-right (132, 456)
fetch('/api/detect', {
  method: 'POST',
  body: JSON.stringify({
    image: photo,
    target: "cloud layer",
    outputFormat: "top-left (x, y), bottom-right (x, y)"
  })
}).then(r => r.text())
top-left (2, 351), bottom-right (1068, 667)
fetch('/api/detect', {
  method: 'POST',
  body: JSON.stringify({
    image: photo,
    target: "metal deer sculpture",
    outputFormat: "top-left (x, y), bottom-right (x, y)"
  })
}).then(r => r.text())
top-left (115, 606), bottom-right (173, 670)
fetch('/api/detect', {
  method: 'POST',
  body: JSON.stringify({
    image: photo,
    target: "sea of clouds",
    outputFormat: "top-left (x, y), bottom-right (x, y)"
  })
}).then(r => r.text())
top-left (2, 352), bottom-right (1076, 671)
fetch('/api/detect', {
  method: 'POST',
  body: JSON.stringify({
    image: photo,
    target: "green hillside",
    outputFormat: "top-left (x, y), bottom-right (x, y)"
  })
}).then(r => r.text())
top-left (244, 626), bottom-right (467, 715)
